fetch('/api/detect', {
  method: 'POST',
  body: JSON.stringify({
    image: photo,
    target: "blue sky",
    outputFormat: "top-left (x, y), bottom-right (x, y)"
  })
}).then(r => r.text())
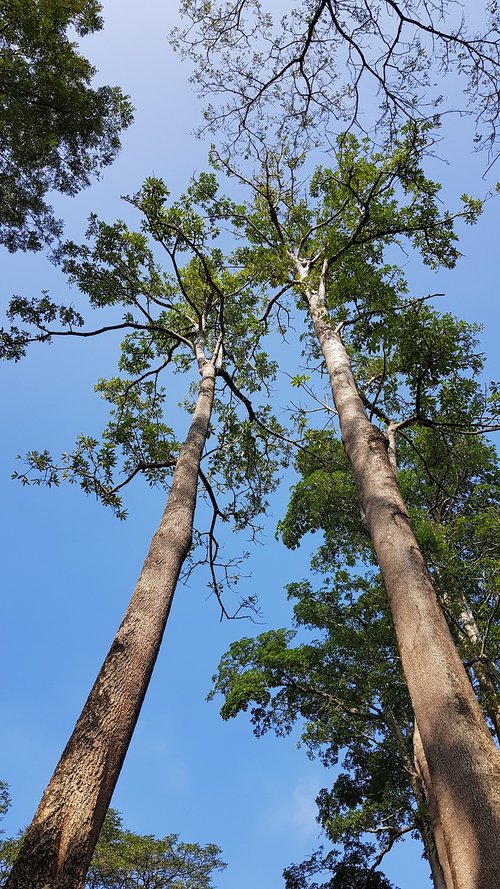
top-left (1, 3), bottom-right (499, 888)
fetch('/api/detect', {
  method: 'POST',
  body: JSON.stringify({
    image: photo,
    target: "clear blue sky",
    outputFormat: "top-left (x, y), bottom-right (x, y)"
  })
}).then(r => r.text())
top-left (1, 3), bottom-right (499, 888)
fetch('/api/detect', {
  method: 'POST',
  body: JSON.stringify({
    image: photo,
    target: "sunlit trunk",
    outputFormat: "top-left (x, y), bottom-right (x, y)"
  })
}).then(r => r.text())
top-left (6, 363), bottom-right (216, 889)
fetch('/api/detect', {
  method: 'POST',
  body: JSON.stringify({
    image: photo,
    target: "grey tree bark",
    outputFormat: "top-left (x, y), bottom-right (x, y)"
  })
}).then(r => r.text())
top-left (5, 361), bottom-right (216, 889)
top-left (298, 258), bottom-right (500, 889)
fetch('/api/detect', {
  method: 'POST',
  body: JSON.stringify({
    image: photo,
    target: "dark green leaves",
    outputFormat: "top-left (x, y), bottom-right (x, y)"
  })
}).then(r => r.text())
top-left (0, 1), bottom-right (132, 251)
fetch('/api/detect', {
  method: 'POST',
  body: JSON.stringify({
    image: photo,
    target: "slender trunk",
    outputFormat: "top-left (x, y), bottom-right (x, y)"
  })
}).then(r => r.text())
top-left (453, 593), bottom-right (500, 742)
top-left (382, 708), bottom-right (450, 889)
top-left (413, 721), bottom-right (455, 889)
top-left (6, 363), bottom-right (216, 889)
top-left (303, 276), bottom-right (500, 889)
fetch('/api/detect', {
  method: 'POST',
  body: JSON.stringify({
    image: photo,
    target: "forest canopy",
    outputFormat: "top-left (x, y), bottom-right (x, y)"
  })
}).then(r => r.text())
top-left (0, 0), bottom-right (132, 251)
top-left (1, 3), bottom-right (499, 889)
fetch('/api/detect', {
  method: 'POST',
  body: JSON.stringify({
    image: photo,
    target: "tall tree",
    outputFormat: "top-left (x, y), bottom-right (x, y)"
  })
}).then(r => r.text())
top-left (4, 130), bottom-right (499, 887)
top-left (210, 415), bottom-right (500, 887)
top-left (202, 127), bottom-right (500, 887)
top-left (1, 173), bottom-right (281, 888)
top-left (0, 0), bottom-right (132, 252)
top-left (175, 0), bottom-right (500, 153)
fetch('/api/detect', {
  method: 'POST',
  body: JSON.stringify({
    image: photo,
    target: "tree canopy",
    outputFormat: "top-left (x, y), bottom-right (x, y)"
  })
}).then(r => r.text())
top-left (175, 1), bottom-right (500, 154)
top-left (0, 804), bottom-right (225, 889)
top-left (2, 168), bottom-right (284, 576)
top-left (85, 808), bottom-right (226, 889)
top-left (0, 0), bottom-right (132, 251)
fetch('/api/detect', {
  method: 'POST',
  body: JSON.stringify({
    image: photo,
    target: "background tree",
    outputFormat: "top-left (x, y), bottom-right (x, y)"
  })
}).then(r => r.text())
top-left (86, 808), bottom-right (226, 889)
top-left (0, 0), bottom-right (132, 252)
top-left (1, 807), bottom-right (225, 889)
top-left (1, 172), bottom-right (282, 889)
top-left (0, 784), bottom-right (12, 887)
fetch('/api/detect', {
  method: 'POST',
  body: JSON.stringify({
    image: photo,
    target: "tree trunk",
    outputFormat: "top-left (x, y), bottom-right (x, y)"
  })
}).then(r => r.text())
top-left (6, 362), bottom-right (216, 889)
top-left (303, 277), bottom-right (500, 889)
top-left (413, 720), bottom-right (455, 889)
top-left (453, 593), bottom-right (500, 743)
top-left (382, 707), bottom-right (450, 889)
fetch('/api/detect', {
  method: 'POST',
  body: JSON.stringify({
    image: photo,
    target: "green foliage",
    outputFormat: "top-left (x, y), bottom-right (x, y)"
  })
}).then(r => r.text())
top-left (284, 846), bottom-right (397, 889)
top-left (218, 125), bottom-right (496, 455)
top-left (210, 314), bottom-right (500, 887)
top-left (0, 784), bottom-right (9, 823)
top-left (0, 785), bottom-right (19, 888)
top-left (230, 124), bottom-right (465, 295)
top-left (277, 431), bottom-right (365, 569)
top-left (3, 125), bottom-right (498, 878)
top-left (210, 574), bottom-right (414, 886)
top-left (209, 402), bottom-right (500, 884)
top-left (398, 429), bottom-right (500, 710)
top-left (0, 806), bottom-right (226, 889)
top-left (86, 808), bottom-right (226, 889)
top-left (0, 0), bottom-right (132, 251)
top-left (3, 169), bottom-right (286, 613)
top-left (0, 838), bottom-right (20, 889)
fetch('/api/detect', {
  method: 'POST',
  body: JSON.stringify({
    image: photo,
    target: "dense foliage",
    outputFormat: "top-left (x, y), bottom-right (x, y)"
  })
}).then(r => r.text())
top-left (0, 0), bottom-right (132, 251)
top-left (0, 803), bottom-right (225, 888)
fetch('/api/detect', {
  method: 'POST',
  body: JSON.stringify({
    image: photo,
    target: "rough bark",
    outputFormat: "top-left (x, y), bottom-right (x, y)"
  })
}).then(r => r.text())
top-left (302, 269), bottom-right (500, 889)
top-left (413, 721), bottom-right (455, 889)
top-left (6, 362), bottom-right (216, 889)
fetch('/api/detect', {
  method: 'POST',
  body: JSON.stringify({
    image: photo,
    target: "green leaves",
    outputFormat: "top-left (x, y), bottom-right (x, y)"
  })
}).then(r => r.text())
top-left (86, 808), bottom-right (226, 889)
top-left (0, 1), bottom-right (132, 251)
top-left (0, 294), bottom-right (85, 360)
top-left (0, 804), bottom-right (226, 889)
top-left (209, 572), bottom-right (414, 883)
top-left (5, 165), bottom-right (286, 631)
